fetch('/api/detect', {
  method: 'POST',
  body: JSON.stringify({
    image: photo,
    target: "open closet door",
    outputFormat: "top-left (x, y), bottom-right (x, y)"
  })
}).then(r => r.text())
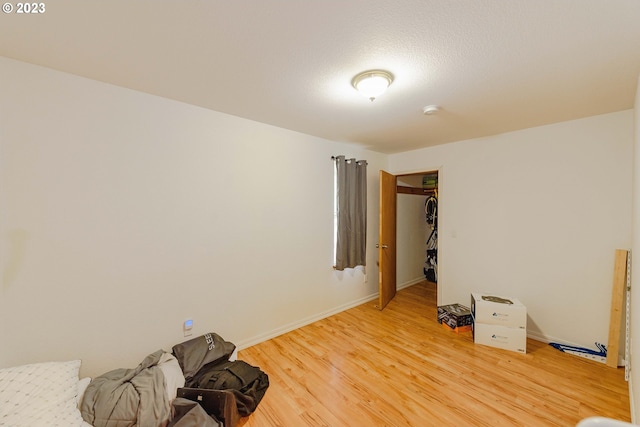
top-left (378, 170), bottom-right (397, 310)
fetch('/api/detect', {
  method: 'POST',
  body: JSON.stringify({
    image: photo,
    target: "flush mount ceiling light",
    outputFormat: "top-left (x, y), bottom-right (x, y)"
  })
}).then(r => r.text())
top-left (352, 70), bottom-right (394, 102)
top-left (423, 105), bottom-right (440, 115)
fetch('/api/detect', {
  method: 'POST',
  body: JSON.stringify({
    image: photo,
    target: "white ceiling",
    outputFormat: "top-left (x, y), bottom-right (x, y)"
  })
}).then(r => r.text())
top-left (2, 1), bottom-right (639, 154)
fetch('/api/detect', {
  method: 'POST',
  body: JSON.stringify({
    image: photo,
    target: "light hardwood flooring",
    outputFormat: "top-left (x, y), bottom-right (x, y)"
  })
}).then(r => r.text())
top-left (238, 281), bottom-right (630, 426)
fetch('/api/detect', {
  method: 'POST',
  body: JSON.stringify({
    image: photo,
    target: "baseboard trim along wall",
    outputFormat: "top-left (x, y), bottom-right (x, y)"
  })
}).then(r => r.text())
top-left (236, 277), bottom-right (426, 351)
top-left (235, 292), bottom-right (378, 351)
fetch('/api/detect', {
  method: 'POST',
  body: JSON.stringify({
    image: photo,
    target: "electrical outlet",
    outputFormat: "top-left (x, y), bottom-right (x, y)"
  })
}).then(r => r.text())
top-left (363, 274), bottom-right (368, 284)
top-left (183, 319), bottom-right (193, 337)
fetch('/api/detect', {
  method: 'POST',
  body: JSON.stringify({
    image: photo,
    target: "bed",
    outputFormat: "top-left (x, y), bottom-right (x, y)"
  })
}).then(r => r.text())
top-left (0, 354), bottom-right (190, 427)
top-left (0, 359), bottom-right (92, 426)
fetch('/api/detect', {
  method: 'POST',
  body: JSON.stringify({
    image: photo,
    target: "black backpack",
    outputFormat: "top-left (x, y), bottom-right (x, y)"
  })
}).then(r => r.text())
top-left (191, 359), bottom-right (269, 417)
top-left (172, 333), bottom-right (236, 386)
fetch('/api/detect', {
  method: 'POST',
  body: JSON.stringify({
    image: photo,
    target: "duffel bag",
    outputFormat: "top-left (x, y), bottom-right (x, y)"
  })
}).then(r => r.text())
top-left (193, 360), bottom-right (269, 416)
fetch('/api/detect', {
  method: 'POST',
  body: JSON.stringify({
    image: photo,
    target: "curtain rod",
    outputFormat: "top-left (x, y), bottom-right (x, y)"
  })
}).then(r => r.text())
top-left (331, 156), bottom-right (367, 165)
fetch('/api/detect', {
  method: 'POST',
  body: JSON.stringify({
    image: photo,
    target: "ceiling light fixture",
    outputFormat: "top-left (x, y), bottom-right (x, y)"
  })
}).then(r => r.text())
top-left (423, 105), bottom-right (440, 115)
top-left (352, 70), bottom-right (394, 102)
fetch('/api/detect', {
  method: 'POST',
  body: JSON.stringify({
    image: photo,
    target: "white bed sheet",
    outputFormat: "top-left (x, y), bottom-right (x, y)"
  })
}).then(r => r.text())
top-left (0, 359), bottom-right (91, 427)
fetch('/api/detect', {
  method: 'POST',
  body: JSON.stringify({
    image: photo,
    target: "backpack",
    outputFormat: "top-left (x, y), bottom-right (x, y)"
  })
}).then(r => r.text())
top-left (192, 360), bottom-right (269, 416)
top-left (172, 333), bottom-right (236, 385)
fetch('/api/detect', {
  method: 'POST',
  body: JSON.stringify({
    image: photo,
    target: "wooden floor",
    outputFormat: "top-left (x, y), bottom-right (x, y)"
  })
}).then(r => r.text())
top-left (237, 281), bottom-right (630, 427)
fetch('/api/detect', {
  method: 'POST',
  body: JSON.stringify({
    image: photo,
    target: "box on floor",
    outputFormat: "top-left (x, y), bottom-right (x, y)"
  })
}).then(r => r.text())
top-left (471, 293), bottom-right (526, 329)
top-left (472, 322), bottom-right (527, 354)
top-left (471, 293), bottom-right (527, 354)
top-left (438, 303), bottom-right (472, 333)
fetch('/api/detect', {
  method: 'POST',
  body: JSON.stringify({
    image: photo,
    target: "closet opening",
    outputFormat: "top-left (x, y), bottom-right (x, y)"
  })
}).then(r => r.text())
top-left (396, 171), bottom-right (439, 305)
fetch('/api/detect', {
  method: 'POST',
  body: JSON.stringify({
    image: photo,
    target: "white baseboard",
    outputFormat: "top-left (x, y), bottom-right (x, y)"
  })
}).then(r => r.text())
top-left (526, 331), bottom-right (621, 365)
top-left (235, 292), bottom-right (378, 350)
top-left (397, 276), bottom-right (426, 290)
top-left (505, 330), bottom-right (624, 368)
top-left (236, 277), bottom-right (426, 351)
top-left (526, 330), bottom-right (566, 345)
top-left (526, 330), bottom-right (605, 349)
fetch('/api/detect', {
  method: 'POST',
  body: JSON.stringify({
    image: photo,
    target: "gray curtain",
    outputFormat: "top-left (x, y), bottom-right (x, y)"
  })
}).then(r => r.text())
top-left (335, 155), bottom-right (367, 270)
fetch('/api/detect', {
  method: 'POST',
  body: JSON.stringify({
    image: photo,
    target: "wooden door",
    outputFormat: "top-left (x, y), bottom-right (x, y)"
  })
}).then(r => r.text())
top-left (378, 170), bottom-right (397, 310)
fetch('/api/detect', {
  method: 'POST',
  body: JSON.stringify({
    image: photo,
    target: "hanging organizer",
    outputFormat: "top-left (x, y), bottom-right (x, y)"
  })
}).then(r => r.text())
top-left (424, 194), bottom-right (438, 282)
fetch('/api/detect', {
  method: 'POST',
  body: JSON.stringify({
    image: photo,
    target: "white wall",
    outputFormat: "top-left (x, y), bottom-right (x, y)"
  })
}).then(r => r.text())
top-left (389, 112), bottom-right (634, 349)
top-left (1, 54), bottom-right (635, 391)
top-left (0, 57), bottom-right (386, 377)
top-left (630, 76), bottom-right (640, 423)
